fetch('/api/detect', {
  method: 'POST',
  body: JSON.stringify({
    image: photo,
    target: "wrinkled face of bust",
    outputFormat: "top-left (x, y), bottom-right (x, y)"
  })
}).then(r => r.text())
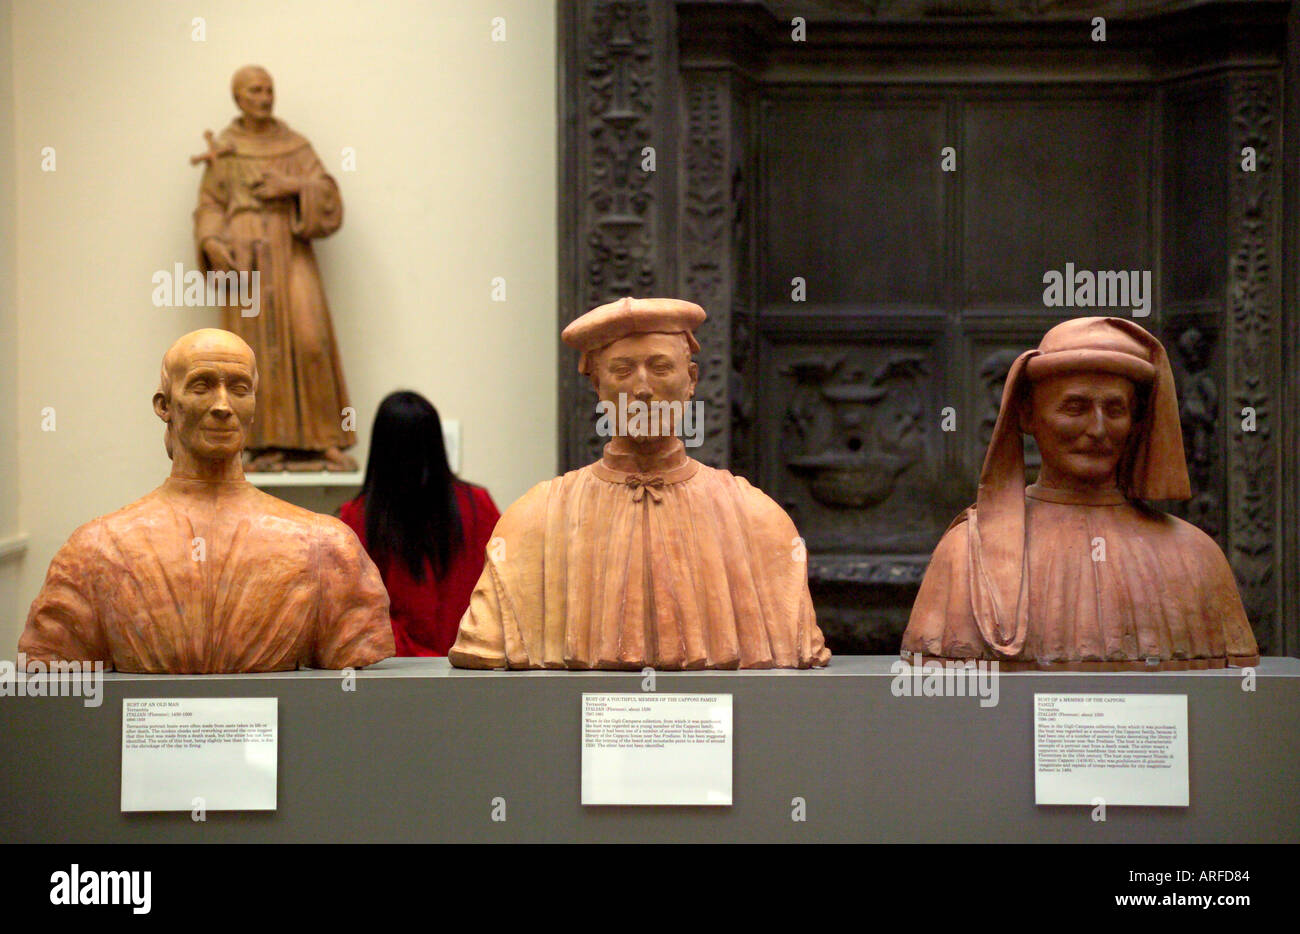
top-left (1024, 372), bottom-right (1137, 488)
top-left (233, 69), bottom-right (274, 120)
top-left (161, 345), bottom-right (257, 462)
top-left (589, 332), bottom-right (699, 442)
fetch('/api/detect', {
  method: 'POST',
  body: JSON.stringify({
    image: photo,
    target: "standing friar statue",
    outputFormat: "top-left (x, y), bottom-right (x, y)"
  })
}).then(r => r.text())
top-left (192, 65), bottom-right (356, 472)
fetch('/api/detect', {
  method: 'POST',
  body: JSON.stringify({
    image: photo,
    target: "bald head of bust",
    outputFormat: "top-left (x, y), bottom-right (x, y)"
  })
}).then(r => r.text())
top-left (153, 329), bottom-right (258, 471)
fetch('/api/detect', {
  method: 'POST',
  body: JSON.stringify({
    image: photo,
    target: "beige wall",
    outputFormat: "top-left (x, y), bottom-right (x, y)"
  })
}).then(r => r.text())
top-left (0, 1), bottom-right (20, 634)
top-left (4, 0), bottom-right (557, 649)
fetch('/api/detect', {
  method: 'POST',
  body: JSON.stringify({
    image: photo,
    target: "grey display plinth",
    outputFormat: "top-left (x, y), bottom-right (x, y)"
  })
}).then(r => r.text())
top-left (2, 657), bottom-right (1297, 843)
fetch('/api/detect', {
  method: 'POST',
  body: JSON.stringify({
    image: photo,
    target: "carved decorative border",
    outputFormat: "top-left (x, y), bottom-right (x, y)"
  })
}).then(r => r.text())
top-left (680, 70), bottom-right (732, 468)
top-left (560, 0), bottom-right (668, 471)
top-left (1227, 73), bottom-right (1281, 653)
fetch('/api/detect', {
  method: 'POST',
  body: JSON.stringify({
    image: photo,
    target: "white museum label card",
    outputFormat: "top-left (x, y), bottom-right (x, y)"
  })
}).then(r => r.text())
top-left (121, 698), bottom-right (277, 812)
top-left (582, 693), bottom-right (732, 806)
top-left (1034, 693), bottom-right (1188, 807)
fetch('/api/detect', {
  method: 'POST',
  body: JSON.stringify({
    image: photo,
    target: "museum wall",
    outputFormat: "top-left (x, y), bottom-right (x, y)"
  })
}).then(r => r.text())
top-left (0, 1), bottom-right (19, 633)
top-left (4, 0), bottom-right (557, 649)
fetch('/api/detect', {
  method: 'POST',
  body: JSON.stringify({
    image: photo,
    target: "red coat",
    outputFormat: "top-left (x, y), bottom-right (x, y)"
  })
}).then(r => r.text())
top-left (340, 483), bottom-right (501, 657)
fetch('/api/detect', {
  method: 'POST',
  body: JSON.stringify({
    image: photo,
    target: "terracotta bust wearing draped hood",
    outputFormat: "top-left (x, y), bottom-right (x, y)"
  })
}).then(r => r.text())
top-left (903, 317), bottom-right (1259, 671)
top-left (449, 297), bottom-right (830, 670)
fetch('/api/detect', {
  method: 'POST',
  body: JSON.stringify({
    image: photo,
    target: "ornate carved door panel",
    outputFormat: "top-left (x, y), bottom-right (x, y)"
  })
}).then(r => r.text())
top-left (559, 0), bottom-right (1295, 656)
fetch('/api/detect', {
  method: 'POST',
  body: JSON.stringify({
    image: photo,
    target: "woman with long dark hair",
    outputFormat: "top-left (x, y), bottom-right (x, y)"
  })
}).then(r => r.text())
top-left (340, 391), bottom-right (500, 656)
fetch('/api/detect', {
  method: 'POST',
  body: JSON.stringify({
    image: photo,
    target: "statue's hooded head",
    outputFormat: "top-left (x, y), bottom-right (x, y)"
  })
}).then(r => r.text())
top-left (967, 317), bottom-right (1189, 659)
top-left (561, 297), bottom-right (704, 442)
top-left (231, 65), bottom-right (274, 122)
top-left (153, 329), bottom-right (258, 463)
top-left (991, 317), bottom-right (1188, 501)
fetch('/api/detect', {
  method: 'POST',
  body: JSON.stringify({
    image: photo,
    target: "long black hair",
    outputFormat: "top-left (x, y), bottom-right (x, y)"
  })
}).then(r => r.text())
top-left (360, 391), bottom-right (464, 581)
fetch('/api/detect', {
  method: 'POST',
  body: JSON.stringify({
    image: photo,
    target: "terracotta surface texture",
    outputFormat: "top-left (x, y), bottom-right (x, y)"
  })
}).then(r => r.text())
top-left (450, 297), bottom-right (830, 670)
top-left (192, 65), bottom-right (354, 472)
top-left (902, 317), bottom-right (1260, 671)
top-left (19, 329), bottom-right (395, 673)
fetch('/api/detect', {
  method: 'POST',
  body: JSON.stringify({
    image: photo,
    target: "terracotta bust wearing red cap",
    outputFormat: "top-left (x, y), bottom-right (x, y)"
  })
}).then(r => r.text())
top-left (19, 329), bottom-right (395, 673)
top-left (903, 317), bottom-right (1259, 670)
top-left (449, 297), bottom-right (830, 670)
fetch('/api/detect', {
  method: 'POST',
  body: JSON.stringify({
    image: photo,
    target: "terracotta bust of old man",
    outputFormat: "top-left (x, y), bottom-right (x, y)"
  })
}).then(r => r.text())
top-left (903, 317), bottom-right (1259, 671)
top-left (450, 297), bottom-right (830, 670)
top-left (19, 329), bottom-right (395, 673)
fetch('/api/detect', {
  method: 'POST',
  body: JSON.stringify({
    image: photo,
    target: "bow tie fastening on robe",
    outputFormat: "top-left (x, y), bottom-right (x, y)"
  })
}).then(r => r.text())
top-left (625, 474), bottom-right (666, 503)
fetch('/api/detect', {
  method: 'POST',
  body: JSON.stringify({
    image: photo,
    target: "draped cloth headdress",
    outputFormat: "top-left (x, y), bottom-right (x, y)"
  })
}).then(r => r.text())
top-left (970, 317), bottom-right (1190, 659)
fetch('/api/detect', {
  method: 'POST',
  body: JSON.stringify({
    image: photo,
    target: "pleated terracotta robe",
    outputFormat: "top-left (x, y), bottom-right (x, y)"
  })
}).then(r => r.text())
top-left (903, 485), bottom-right (1260, 670)
top-left (20, 479), bottom-right (395, 673)
top-left (449, 446), bottom-right (830, 670)
top-left (193, 117), bottom-right (352, 452)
